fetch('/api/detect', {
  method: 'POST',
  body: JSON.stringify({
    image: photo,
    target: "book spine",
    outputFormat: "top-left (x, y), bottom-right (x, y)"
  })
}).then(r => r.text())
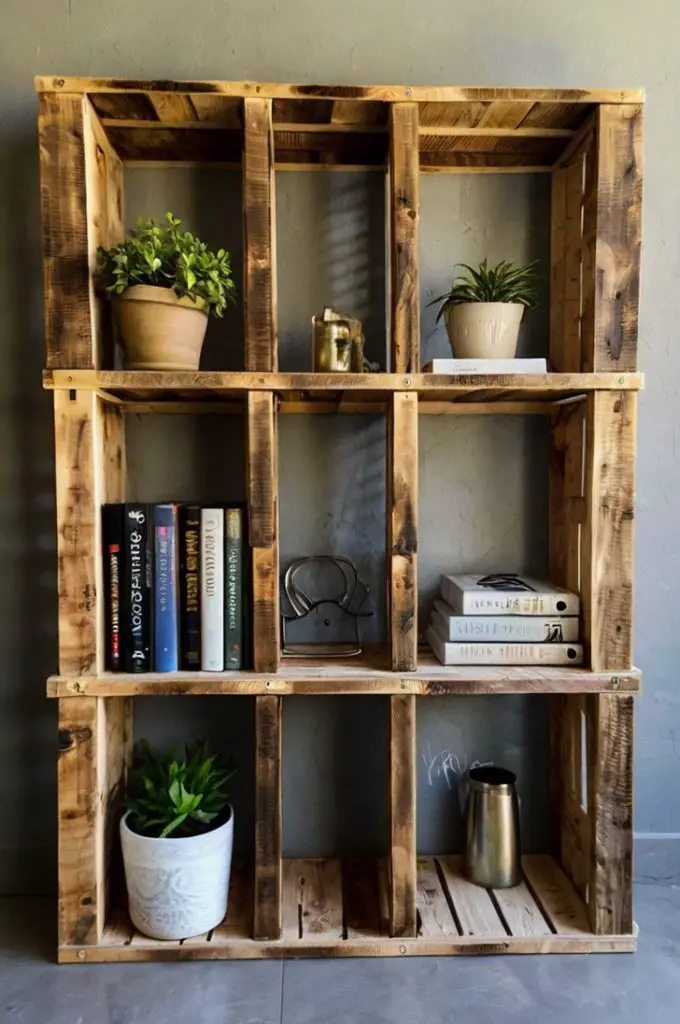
top-left (154, 504), bottom-right (178, 672)
top-left (428, 359), bottom-right (546, 373)
top-left (427, 628), bottom-right (583, 666)
top-left (179, 505), bottom-right (201, 670)
top-left (123, 504), bottom-right (152, 673)
top-left (102, 504), bottom-right (124, 672)
top-left (461, 593), bottom-right (579, 616)
top-left (432, 605), bottom-right (580, 642)
top-left (225, 508), bottom-right (243, 670)
top-left (201, 509), bottom-right (224, 671)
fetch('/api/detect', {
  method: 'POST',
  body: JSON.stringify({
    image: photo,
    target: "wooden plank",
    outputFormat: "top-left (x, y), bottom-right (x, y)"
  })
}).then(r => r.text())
top-left (419, 125), bottom-right (573, 139)
top-left (243, 97), bottom-right (277, 371)
top-left (296, 860), bottom-right (344, 941)
top-left (36, 79), bottom-right (644, 104)
top-left (343, 859), bottom-right (382, 939)
top-left (211, 862), bottom-right (253, 942)
top-left (563, 158), bottom-right (584, 372)
top-left (39, 93), bottom-right (92, 368)
top-left (522, 856), bottom-right (590, 936)
top-left (492, 882), bottom-right (552, 936)
top-left (247, 392), bottom-right (279, 672)
top-left (437, 856), bottom-right (503, 936)
top-left (581, 105), bottom-right (643, 371)
top-left (388, 694), bottom-right (416, 937)
top-left (416, 858), bottom-right (458, 937)
top-left (389, 104), bottom-right (420, 374)
top-left (388, 393), bottom-right (418, 671)
top-left (587, 694), bottom-right (634, 934)
top-left (254, 695), bottom-right (282, 940)
top-left (549, 165), bottom-right (566, 370)
top-left (282, 859), bottom-right (303, 940)
top-left (581, 391), bottom-right (636, 670)
top-left (548, 400), bottom-right (584, 596)
top-left (148, 93), bottom-right (197, 121)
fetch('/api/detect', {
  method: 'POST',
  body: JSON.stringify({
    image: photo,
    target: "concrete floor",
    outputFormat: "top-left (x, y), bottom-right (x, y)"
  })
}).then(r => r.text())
top-left (1, 878), bottom-right (679, 1023)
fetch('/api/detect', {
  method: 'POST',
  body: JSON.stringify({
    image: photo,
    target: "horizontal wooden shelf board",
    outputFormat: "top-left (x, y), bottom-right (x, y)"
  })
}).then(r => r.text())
top-left (59, 855), bottom-right (636, 962)
top-left (44, 371), bottom-right (644, 408)
top-left (47, 649), bottom-right (641, 696)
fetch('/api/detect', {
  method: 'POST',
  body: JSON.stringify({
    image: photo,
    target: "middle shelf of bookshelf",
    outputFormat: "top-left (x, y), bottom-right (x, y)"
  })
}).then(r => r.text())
top-left (47, 648), bottom-right (641, 697)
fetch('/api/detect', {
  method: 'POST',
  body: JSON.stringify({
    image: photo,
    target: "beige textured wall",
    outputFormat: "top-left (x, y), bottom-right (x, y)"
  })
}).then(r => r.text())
top-left (0, 0), bottom-right (674, 890)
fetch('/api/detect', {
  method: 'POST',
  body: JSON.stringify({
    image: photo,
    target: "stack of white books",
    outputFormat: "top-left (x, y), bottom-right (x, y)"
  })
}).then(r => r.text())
top-left (422, 358), bottom-right (547, 374)
top-left (426, 573), bottom-right (582, 666)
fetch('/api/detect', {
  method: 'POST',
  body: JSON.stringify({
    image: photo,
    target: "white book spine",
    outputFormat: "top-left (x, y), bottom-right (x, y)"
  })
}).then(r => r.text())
top-left (432, 602), bottom-right (579, 642)
top-left (427, 627), bottom-right (583, 666)
top-left (441, 578), bottom-right (579, 617)
top-left (201, 509), bottom-right (224, 671)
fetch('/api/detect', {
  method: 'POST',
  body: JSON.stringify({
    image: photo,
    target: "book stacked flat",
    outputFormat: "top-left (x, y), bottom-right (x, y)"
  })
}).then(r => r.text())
top-left (426, 573), bottom-right (582, 666)
top-left (422, 358), bottom-right (547, 374)
top-left (102, 503), bottom-right (250, 673)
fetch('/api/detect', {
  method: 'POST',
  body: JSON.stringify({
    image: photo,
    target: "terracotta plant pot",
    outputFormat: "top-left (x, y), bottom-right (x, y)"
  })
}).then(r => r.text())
top-left (445, 302), bottom-right (525, 360)
top-left (114, 285), bottom-right (209, 370)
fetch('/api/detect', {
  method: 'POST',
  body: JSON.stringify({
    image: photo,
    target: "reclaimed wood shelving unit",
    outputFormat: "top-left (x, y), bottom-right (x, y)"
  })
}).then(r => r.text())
top-left (37, 77), bottom-right (643, 963)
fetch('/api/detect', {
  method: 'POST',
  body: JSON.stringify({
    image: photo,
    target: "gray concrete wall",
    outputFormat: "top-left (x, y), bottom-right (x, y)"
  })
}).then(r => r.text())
top-left (0, 0), bottom-right (676, 891)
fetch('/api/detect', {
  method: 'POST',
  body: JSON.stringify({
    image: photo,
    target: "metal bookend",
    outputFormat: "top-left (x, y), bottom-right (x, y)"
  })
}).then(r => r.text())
top-left (280, 555), bottom-right (373, 658)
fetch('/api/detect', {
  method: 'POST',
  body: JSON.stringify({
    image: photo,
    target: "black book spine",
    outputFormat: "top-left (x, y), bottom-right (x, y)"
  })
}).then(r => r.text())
top-left (179, 504), bottom-right (201, 670)
top-left (102, 504), bottom-right (124, 672)
top-left (123, 504), bottom-right (152, 673)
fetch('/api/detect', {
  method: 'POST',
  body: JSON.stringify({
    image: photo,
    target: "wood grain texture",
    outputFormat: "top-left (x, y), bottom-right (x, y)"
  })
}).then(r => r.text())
top-left (416, 858), bottom-right (458, 937)
top-left (581, 105), bottom-right (643, 371)
top-left (581, 391), bottom-right (637, 671)
top-left (254, 695), bottom-right (282, 940)
top-left (39, 93), bottom-right (92, 367)
top-left (389, 694), bottom-right (416, 938)
top-left (548, 400), bottom-right (584, 600)
top-left (247, 392), bottom-right (279, 672)
top-left (587, 694), bottom-right (634, 934)
top-left (550, 158), bottom-right (585, 372)
top-left (388, 393), bottom-right (418, 671)
top-left (243, 98), bottom-right (277, 371)
top-left (492, 882), bottom-right (552, 936)
top-left (389, 104), bottom-right (420, 373)
top-left (437, 855), bottom-right (509, 936)
top-left (522, 855), bottom-right (590, 934)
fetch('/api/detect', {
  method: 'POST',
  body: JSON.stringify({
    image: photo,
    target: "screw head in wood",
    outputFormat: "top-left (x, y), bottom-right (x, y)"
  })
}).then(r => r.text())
top-left (400, 944), bottom-right (407, 953)
top-left (611, 676), bottom-right (621, 690)
top-left (403, 376), bottom-right (412, 387)
top-left (77, 949), bottom-right (86, 960)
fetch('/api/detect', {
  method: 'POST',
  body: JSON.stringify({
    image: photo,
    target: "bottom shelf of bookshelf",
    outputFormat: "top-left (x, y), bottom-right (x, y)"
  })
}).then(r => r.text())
top-left (60, 855), bottom-right (636, 962)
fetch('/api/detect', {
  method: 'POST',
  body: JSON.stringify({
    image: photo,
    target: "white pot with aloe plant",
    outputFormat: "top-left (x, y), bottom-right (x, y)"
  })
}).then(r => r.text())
top-left (121, 740), bottom-right (236, 941)
top-left (430, 259), bottom-right (538, 360)
top-left (97, 212), bottom-right (237, 370)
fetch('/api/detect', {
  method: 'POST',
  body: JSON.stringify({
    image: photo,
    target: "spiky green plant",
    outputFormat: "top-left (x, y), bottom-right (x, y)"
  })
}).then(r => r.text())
top-left (429, 258), bottom-right (539, 323)
top-left (125, 740), bottom-right (235, 839)
top-left (96, 212), bottom-right (237, 318)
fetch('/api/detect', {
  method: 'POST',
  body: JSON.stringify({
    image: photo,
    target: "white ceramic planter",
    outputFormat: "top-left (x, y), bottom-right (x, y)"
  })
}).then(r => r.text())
top-left (445, 302), bottom-right (525, 359)
top-left (120, 808), bottom-right (233, 941)
top-left (114, 284), bottom-right (209, 370)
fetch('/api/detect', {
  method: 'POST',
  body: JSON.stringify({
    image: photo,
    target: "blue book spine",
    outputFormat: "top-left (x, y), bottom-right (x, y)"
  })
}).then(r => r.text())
top-left (154, 504), bottom-right (178, 672)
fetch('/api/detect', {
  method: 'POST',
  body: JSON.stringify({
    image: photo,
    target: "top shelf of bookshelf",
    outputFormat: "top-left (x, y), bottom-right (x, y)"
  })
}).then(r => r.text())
top-left (43, 370), bottom-right (643, 413)
top-left (35, 78), bottom-right (643, 171)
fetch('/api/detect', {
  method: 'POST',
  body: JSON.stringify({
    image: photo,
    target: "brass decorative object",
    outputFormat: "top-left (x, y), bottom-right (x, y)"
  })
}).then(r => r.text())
top-left (463, 765), bottom-right (521, 889)
top-left (312, 307), bottom-right (366, 372)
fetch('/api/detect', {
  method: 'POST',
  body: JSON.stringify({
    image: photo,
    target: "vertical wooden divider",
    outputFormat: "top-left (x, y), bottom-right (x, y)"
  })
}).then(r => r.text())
top-left (581, 105), bottom-right (643, 372)
top-left (243, 97), bottom-right (277, 372)
top-left (389, 694), bottom-right (416, 937)
top-left (387, 393), bottom-right (418, 671)
top-left (389, 103), bottom-right (420, 374)
top-left (254, 695), bottom-right (282, 939)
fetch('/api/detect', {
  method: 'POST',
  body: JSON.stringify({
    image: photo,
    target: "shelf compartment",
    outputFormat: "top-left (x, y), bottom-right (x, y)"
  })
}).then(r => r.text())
top-left (59, 854), bottom-right (635, 962)
top-left (47, 648), bottom-right (641, 697)
top-left (44, 370), bottom-right (644, 410)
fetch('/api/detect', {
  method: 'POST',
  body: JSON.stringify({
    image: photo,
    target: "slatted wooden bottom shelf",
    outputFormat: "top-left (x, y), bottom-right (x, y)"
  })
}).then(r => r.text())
top-left (60, 855), bottom-right (636, 962)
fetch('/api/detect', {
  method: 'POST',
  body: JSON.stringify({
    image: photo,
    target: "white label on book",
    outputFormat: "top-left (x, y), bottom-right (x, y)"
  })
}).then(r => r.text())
top-left (432, 601), bottom-right (579, 642)
top-left (441, 574), bottom-right (579, 616)
top-left (427, 627), bottom-right (583, 666)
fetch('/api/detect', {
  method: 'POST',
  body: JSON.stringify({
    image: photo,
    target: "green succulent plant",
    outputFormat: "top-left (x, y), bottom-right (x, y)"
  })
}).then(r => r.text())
top-left (429, 258), bottom-right (539, 323)
top-left (96, 212), bottom-right (237, 318)
top-left (125, 740), bottom-right (235, 839)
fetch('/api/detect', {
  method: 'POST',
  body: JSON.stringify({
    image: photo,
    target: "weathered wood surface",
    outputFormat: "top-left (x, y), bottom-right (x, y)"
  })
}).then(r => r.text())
top-left (548, 401), bottom-right (584, 595)
top-left (581, 391), bottom-right (637, 670)
top-left (81, 853), bottom-right (634, 961)
top-left (388, 393), bottom-right (418, 670)
top-left (247, 392), bottom-right (279, 672)
top-left (581, 105), bottom-right (643, 372)
top-left (243, 98), bottom-right (277, 371)
top-left (587, 694), bottom-right (634, 934)
top-left (254, 695), bottom-right (282, 940)
top-left (389, 104), bottom-right (420, 373)
top-left (389, 695), bottom-right (416, 937)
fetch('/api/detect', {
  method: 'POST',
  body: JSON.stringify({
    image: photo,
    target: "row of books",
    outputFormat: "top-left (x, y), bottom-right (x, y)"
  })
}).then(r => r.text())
top-left (427, 574), bottom-right (583, 666)
top-left (102, 503), bottom-right (249, 673)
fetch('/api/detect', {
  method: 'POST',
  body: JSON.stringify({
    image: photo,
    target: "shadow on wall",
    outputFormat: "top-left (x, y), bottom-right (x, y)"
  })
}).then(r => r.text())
top-left (0, 132), bottom-right (58, 895)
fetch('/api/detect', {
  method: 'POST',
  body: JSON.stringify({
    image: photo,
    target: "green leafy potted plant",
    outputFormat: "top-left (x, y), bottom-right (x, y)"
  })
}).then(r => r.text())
top-left (121, 740), bottom-right (236, 941)
top-left (97, 212), bottom-right (237, 370)
top-left (430, 258), bottom-right (538, 360)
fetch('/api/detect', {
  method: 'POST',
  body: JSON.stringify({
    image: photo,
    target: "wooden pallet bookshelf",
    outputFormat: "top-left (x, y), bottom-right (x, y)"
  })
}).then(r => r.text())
top-left (37, 77), bottom-right (643, 962)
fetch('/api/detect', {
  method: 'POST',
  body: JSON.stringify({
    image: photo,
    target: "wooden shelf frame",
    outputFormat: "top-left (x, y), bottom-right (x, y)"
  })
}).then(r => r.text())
top-left (37, 78), bottom-right (642, 961)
